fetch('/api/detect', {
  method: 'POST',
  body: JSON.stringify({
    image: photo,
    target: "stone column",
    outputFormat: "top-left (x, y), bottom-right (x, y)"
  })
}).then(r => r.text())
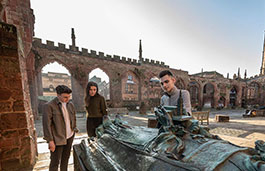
top-left (27, 69), bottom-right (38, 119)
top-left (199, 86), bottom-right (204, 109)
top-left (26, 51), bottom-right (39, 119)
top-left (71, 76), bottom-right (86, 112)
top-left (0, 22), bottom-right (37, 171)
top-left (213, 86), bottom-right (219, 108)
top-left (197, 86), bottom-right (202, 108)
top-left (226, 85), bottom-right (230, 108)
top-left (139, 78), bottom-right (148, 114)
top-left (37, 71), bottom-right (43, 96)
top-left (110, 76), bottom-right (123, 107)
top-left (236, 86), bottom-right (242, 107)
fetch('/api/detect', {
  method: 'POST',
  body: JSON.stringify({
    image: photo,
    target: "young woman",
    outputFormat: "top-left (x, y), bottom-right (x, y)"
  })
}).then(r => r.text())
top-left (84, 81), bottom-right (107, 137)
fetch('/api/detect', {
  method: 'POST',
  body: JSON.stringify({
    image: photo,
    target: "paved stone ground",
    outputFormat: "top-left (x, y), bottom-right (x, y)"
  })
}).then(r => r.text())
top-left (33, 109), bottom-right (265, 170)
top-left (208, 109), bottom-right (265, 147)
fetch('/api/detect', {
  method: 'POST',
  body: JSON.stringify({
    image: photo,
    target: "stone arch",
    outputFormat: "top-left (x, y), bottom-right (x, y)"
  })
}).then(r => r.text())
top-left (86, 66), bottom-right (111, 81)
top-left (202, 82), bottom-right (216, 108)
top-left (37, 61), bottom-right (73, 112)
top-left (86, 65), bottom-right (115, 107)
top-left (229, 85), bottom-right (240, 108)
top-left (38, 60), bottom-right (72, 90)
top-left (188, 80), bottom-right (201, 108)
top-left (36, 56), bottom-right (72, 74)
top-left (36, 54), bottom-right (88, 112)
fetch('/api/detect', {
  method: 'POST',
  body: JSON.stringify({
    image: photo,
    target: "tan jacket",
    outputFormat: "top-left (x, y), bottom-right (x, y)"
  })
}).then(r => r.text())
top-left (42, 97), bottom-right (77, 145)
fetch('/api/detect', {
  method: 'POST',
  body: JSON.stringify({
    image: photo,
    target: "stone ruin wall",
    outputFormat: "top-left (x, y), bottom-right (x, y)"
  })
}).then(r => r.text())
top-left (0, 0), bottom-right (37, 170)
top-left (32, 37), bottom-right (265, 113)
top-left (32, 38), bottom-right (190, 112)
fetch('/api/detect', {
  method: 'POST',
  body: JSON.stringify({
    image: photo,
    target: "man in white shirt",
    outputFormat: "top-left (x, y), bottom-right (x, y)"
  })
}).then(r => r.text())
top-left (159, 70), bottom-right (192, 115)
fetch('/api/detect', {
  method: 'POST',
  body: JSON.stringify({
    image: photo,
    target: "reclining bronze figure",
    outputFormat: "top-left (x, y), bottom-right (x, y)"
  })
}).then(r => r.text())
top-left (73, 94), bottom-right (265, 170)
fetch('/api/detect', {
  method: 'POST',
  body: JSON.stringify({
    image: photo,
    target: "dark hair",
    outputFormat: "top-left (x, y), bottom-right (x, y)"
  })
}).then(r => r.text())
top-left (55, 85), bottom-right (72, 94)
top-left (159, 70), bottom-right (173, 78)
top-left (84, 81), bottom-right (99, 106)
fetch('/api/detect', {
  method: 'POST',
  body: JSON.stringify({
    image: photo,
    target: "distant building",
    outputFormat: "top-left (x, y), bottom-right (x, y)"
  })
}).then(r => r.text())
top-left (42, 72), bottom-right (71, 96)
top-left (89, 75), bottom-right (101, 84)
top-left (98, 81), bottom-right (110, 100)
top-left (122, 72), bottom-right (139, 101)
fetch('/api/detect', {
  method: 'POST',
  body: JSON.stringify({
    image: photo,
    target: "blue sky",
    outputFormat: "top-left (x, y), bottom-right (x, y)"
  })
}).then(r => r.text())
top-left (32, 0), bottom-right (265, 79)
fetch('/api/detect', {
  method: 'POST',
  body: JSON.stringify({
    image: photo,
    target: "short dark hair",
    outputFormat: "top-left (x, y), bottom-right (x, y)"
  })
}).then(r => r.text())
top-left (55, 85), bottom-right (72, 94)
top-left (159, 70), bottom-right (173, 78)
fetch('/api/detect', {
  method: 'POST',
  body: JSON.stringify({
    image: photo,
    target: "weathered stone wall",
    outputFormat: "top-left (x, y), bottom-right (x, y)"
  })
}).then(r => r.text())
top-left (32, 39), bottom-right (190, 112)
top-left (0, 22), bottom-right (36, 171)
top-left (188, 75), bottom-right (252, 109)
top-left (32, 37), bottom-right (265, 113)
top-left (0, 0), bottom-right (36, 170)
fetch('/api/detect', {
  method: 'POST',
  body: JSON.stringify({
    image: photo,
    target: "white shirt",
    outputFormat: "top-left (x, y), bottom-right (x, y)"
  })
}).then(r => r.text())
top-left (160, 86), bottom-right (192, 115)
top-left (61, 102), bottom-right (74, 139)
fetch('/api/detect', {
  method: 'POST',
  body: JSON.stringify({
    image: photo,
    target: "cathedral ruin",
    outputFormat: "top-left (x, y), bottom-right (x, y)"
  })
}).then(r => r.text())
top-left (0, 0), bottom-right (265, 170)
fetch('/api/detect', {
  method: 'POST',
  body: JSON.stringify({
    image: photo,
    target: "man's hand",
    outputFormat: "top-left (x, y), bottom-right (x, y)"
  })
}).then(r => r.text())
top-left (49, 141), bottom-right (56, 152)
top-left (74, 127), bottom-right (79, 133)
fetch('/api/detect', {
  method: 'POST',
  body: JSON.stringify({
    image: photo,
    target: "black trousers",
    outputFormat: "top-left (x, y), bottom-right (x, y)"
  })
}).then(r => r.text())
top-left (86, 117), bottom-right (103, 137)
top-left (49, 134), bottom-right (75, 171)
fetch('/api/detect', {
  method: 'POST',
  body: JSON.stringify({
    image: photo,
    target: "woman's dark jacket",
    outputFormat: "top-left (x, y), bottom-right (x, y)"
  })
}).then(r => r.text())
top-left (85, 94), bottom-right (107, 118)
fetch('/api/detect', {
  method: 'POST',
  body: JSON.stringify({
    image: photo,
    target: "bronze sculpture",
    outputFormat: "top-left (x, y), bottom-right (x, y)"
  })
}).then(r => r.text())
top-left (73, 94), bottom-right (265, 170)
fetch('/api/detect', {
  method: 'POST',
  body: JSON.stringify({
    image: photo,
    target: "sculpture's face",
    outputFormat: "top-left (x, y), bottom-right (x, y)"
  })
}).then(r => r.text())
top-left (160, 75), bottom-right (176, 93)
top-left (89, 86), bottom-right (97, 97)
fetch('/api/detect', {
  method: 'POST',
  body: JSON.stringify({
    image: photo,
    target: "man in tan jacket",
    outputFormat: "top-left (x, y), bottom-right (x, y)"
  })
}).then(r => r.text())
top-left (43, 85), bottom-right (78, 171)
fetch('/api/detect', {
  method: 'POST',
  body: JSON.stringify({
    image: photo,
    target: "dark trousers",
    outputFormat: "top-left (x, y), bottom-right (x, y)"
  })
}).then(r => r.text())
top-left (49, 134), bottom-right (75, 171)
top-left (86, 117), bottom-right (102, 137)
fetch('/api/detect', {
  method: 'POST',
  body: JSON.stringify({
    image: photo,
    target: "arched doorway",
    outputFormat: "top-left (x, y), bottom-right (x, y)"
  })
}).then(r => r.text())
top-left (39, 62), bottom-right (72, 114)
top-left (203, 83), bottom-right (215, 108)
top-left (88, 68), bottom-right (110, 100)
top-left (229, 86), bottom-right (237, 108)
